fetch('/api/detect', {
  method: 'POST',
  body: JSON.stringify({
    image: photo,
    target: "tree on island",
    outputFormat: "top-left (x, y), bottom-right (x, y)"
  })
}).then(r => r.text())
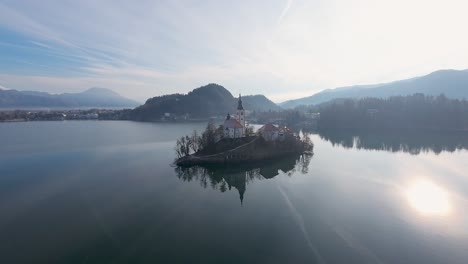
top-left (175, 121), bottom-right (225, 158)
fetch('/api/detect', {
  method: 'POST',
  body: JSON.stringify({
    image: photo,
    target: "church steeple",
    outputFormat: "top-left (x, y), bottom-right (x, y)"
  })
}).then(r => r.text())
top-left (235, 94), bottom-right (246, 136)
top-left (237, 94), bottom-right (244, 110)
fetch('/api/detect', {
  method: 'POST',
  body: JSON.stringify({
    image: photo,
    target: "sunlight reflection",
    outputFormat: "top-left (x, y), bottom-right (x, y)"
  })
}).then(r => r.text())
top-left (406, 180), bottom-right (452, 216)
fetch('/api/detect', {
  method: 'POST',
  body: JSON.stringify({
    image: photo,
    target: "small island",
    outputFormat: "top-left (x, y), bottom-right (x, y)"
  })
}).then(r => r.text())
top-left (175, 95), bottom-right (313, 166)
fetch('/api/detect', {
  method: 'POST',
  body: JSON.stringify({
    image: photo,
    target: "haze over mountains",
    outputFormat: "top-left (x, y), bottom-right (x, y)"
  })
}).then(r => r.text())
top-left (0, 87), bottom-right (139, 109)
top-left (3, 69), bottom-right (468, 113)
top-left (281, 69), bottom-right (468, 108)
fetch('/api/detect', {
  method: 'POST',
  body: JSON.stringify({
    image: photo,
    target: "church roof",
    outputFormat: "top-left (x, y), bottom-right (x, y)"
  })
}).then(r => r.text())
top-left (224, 118), bottom-right (243, 128)
top-left (259, 123), bottom-right (279, 132)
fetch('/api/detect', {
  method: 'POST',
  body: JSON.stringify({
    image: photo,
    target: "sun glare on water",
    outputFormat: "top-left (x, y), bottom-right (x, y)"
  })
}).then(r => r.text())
top-left (406, 180), bottom-right (452, 216)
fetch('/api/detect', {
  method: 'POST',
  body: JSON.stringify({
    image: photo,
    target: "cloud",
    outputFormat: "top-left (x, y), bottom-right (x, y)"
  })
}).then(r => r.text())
top-left (29, 41), bottom-right (52, 49)
top-left (277, 0), bottom-right (293, 25)
top-left (1, 0), bottom-right (468, 102)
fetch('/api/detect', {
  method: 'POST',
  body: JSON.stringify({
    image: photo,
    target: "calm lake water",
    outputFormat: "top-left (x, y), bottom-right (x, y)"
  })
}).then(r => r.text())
top-left (1, 121), bottom-right (468, 264)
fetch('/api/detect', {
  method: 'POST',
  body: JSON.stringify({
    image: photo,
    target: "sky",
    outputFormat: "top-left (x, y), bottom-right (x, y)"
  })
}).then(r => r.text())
top-left (1, 0), bottom-right (468, 103)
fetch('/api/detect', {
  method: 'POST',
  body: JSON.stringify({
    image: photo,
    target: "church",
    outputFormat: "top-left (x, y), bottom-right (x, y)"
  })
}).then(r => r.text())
top-left (223, 95), bottom-right (246, 138)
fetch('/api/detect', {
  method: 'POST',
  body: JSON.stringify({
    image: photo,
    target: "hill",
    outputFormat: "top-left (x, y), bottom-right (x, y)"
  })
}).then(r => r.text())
top-left (0, 87), bottom-right (139, 109)
top-left (317, 94), bottom-right (468, 131)
top-left (242, 95), bottom-right (282, 112)
top-left (280, 69), bottom-right (468, 108)
top-left (130, 84), bottom-right (280, 121)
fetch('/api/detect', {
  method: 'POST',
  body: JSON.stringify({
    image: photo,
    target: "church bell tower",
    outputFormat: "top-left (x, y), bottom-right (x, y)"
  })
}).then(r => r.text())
top-left (236, 94), bottom-right (245, 134)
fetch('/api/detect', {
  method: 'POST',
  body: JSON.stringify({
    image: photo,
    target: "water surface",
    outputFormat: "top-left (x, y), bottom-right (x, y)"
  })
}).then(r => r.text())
top-left (1, 121), bottom-right (467, 263)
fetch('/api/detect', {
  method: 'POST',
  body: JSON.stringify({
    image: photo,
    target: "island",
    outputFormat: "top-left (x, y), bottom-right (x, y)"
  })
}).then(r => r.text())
top-left (175, 95), bottom-right (313, 166)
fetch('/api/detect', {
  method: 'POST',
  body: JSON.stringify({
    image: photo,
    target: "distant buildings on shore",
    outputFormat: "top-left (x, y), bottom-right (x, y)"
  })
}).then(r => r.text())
top-left (0, 109), bottom-right (127, 122)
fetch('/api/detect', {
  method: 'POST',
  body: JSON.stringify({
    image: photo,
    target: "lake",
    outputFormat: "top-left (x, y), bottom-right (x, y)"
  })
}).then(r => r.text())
top-left (1, 121), bottom-right (468, 264)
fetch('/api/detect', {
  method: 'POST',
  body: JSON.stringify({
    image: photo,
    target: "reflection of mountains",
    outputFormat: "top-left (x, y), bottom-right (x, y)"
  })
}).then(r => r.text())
top-left (175, 154), bottom-right (312, 205)
top-left (318, 129), bottom-right (468, 155)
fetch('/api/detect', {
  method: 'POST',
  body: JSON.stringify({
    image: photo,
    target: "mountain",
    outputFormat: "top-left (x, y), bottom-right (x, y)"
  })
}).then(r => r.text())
top-left (0, 87), bottom-right (139, 109)
top-left (130, 83), bottom-right (280, 121)
top-left (57, 87), bottom-right (139, 108)
top-left (242, 95), bottom-right (282, 112)
top-left (280, 69), bottom-right (468, 108)
top-left (0, 89), bottom-right (68, 108)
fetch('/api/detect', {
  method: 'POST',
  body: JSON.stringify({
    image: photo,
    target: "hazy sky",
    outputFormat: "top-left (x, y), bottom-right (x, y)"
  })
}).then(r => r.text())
top-left (1, 0), bottom-right (468, 102)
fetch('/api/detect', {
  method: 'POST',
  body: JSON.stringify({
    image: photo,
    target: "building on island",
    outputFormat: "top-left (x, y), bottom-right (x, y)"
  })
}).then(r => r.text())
top-left (224, 95), bottom-right (246, 138)
top-left (223, 95), bottom-right (294, 141)
top-left (236, 94), bottom-right (246, 129)
top-left (224, 113), bottom-right (244, 138)
top-left (258, 123), bottom-right (280, 141)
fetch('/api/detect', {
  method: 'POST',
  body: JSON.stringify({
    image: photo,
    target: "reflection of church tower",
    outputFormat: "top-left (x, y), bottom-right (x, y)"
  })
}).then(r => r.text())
top-left (224, 170), bottom-right (247, 206)
top-left (236, 94), bottom-right (245, 135)
top-left (238, 179), bottom-right (245, 206)
top-left (174, 154), bottom-right (309, 206)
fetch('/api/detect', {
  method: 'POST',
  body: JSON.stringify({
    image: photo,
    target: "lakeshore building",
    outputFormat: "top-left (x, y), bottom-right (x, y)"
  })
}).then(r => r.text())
top-left (224, 95), bottom-right (246, 138)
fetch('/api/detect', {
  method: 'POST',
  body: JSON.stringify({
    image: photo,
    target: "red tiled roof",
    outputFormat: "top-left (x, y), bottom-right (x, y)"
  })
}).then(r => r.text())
top-left (260, 123), bottom-right (279, 132)
top-left (224, 118), bottom-right (243, 128)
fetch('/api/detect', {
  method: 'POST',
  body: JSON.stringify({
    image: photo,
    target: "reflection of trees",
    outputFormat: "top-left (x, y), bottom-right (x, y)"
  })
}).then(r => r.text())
top-left (174, 154), bottom-right (312, 205)
top-left (318, 129), bottom-right (468, 155)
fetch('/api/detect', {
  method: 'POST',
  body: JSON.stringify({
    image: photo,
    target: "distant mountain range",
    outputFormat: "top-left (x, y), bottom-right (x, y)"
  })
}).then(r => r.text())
top-left (8, 69), bottom-right (464, 113)
top-left (130, 83), bottom-right (281, 121)
top-left (0, 87), bottom-right (139, 109)
top-left (280, 69), bottom-right (468, 108)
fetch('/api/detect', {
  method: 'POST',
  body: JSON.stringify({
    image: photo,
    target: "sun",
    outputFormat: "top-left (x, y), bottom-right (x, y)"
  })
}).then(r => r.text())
top-left (405, 180), bottom-right (451, 216)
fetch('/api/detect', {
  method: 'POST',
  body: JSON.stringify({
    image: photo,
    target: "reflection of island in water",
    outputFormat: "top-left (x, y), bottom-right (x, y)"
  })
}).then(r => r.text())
top-left (175, 154), bottom-right (312, 204)
top-left (318, 129), bottom-right (468, 155)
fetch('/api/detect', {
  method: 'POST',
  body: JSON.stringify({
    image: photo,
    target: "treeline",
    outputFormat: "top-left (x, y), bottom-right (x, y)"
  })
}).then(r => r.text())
top-left (250, 109), bottom-right (305, 126)
top-left (318, 94), bottom-right (468, 131)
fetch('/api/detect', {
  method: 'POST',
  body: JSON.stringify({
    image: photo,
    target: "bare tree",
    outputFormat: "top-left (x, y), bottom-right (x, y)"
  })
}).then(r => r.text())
top-left (189, 129), bottom-right (200, 153)
top-left (175, 136), bottom-right (191, 157)
top-left (175, 138), bottom-right (183, 158)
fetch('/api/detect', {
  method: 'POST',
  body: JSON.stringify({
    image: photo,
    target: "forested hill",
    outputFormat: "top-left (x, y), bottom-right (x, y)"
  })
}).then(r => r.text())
top-left (318, 94), bottom-right (468, 131)
top-left (242, 95), bottom-right (282, 112)
top-left (130, 84), bottom-right (280, 121)
top-left (281, 69), bottom-right (468, 108)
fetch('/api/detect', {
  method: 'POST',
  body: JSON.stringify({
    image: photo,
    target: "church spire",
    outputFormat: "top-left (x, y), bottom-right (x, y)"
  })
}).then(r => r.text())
top-left (237, 94), bottom-right (244, 110)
